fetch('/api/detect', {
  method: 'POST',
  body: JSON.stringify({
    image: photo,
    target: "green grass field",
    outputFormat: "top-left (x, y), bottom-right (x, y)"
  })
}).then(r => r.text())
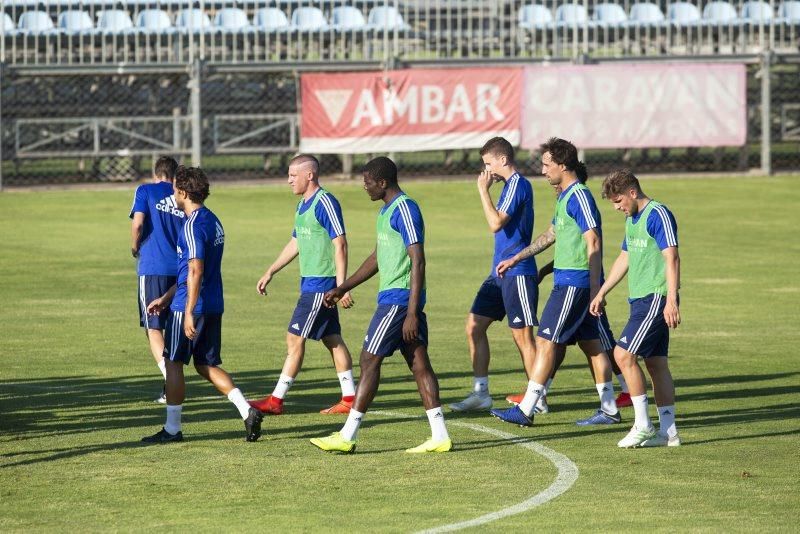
top-left (1, 176), bottom-right (798, 532)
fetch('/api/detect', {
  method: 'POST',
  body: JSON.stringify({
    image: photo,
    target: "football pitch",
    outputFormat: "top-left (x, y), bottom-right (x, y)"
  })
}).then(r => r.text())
top-left (1, 175), bottom-right (798, 532)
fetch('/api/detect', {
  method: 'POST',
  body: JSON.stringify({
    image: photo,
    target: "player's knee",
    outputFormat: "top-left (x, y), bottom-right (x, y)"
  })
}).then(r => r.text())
top-left (465, 317), bottom-right (486, 338)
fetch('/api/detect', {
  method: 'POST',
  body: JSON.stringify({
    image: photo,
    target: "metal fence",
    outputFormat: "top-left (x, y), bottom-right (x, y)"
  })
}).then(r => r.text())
top-left (1, 55), bottom-right (798, 186)
top-left (2, 0), bottom-right (799, 66)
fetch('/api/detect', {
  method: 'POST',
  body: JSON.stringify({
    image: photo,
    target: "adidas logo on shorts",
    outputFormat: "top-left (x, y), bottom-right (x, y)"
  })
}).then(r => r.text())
top-left (513, 317), bottom-right (522, 324)
top-left (619, 336), bottom-right (628, 343)
top-left (541, 328), bottom-right (551, 335)
top-left (291, 323), bottom-right (300, 330)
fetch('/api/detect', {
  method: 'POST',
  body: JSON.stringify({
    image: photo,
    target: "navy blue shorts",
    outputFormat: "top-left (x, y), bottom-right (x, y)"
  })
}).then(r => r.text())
top-left (137, 275), bottom-right (176, 329)
top-left (470, 275), bottom-right (539, 328)
top-left (538, 285), bottom-right (603, 345)
top-left (563, 312), bottom-right (616, 353)
top-left (287, 292), bottom-right (341, 340)
top-left (163, 311), bottom-right (223, 366)
top-left (363, 304), bottom-right (428, 357)
top-left (617, 294), bottom-right (669, 358)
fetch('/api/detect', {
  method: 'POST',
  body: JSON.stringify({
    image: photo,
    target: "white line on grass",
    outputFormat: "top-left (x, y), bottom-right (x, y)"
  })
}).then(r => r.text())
top-left (5, 383), bottom-right (580, 530)
top-left (372, 410), bottom-right (579, 533)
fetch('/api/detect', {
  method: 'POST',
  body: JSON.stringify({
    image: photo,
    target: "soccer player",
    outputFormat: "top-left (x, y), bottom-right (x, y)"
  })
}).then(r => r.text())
top-left (590, 169), bottom-right (681, 447)
top-left (142, 166), bottom-right (263, 444)
top-left (248, 154), bottom-right (356, 415)
top-left (491, 137), bottom-right (620, 427)
top-left (309, 157), bottom-right (451, 454)
top-left (450, 137), bottom-right (539, 413)
top-left (130, 156), bottom-right (184, 403)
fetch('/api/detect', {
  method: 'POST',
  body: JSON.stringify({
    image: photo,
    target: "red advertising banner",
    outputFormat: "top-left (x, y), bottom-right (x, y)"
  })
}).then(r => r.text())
top-left (300, 68), bottom-right (521, 153)
top-left (521, 63), bottom-right (747, 149)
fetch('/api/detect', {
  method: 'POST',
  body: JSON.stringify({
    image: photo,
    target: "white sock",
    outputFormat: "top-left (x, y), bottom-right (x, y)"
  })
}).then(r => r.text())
top-left (165, 404), bottom-right (182, 435)
top-left (271, 373), bottom-right (295, 399)
top-left (658, 405), bottom-right (677, 438)
top-left (596, 382), bottom-right (618, 415)
top-left (632, 394), bottom-right (652, 430)
top-left (227, 388), bottom-right (251, 419)
top-left (616, 373), bottom-right (629, 393)
top-left (157, 359), bottom-right (167, 380)
top-left (340, 409), bottom-right (364, 441)
top-left (518, 380), bottom-right (546, 417)
top-left (337, 370), bottom-right (356, 397)
top-left (426, 407), bottom-right (449, 441)
top-left (544, 378), bottom-right (553, 394)
top-left (473, 376), bottom-right (489, 394)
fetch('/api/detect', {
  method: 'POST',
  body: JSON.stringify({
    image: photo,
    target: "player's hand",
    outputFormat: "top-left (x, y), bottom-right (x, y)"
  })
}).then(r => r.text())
top-left (131, 247), bottom-right (139, 259)
top-left (323, 287), bottom-right (345, 308)
top-left (477, 170), bottom-right (494, 192)
top-left (184, 314), bottom-right (197, 340)
top-left (256, 271), bottom-right (272, 296)
top-left (664, 298), bottom-right (681, 329)
top-left (402, 313), bottom-right (419, 343)
top-left (338, 291), bottom-right (355, 309)
top-left (496, 258), bottom-right (517, 278)
top-left (147, 297), bottom-right (167, 315)
top-left (589, 294), bottom-right (606, 317)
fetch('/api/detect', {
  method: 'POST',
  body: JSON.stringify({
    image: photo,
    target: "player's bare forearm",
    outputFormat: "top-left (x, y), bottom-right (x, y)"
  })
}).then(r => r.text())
top-left (131, 213), bottom-right (145, 257)
top-left (597, 251), bottom-right (629, 298)
top-left (338, 250), bottom-right (378, 293)
top-left (185, 259), bottom-right (204, 316)
top-left (332, 235), bottom-right (348, 287)
top-left (662, 247), bottom-right (681, 299)
top-left (479, 189), bottom-right (507, 233)
top-left (406, 244), bottom-right (426, 315)
top-left (519, 226), bottom-right (556, 261)
top-left (266, 238), bottom-right (299, 277)
top-left (583, 229), bottom-right (602, 296)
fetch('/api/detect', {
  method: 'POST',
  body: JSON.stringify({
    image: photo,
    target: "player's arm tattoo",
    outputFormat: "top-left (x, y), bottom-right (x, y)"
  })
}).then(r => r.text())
top-left (517, 226), bottom-right (556, 260)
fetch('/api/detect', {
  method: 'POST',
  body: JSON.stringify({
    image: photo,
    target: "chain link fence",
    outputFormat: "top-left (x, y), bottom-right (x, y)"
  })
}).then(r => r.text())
top-left (1, 58), bottom-right (798, 186)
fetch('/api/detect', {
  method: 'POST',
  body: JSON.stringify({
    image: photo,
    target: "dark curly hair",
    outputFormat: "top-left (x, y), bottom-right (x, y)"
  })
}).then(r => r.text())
top-left (539, 137), bottom-right (588, 183)
top-left (174, 166), bottom-right (210, 204)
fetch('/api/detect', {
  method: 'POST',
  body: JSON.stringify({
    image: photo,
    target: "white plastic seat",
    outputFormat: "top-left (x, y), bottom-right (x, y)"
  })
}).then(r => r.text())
top-left (132, 9), bottom-right (176, 35)
top-left (331, 6), bottom-right (368, 31)
top-left (624, 3), bottom-right (666, 28)
top-left (17, 10), bottom-right (56, 35)
top-left (518, 5), bottom-right (553, 30)
top-left (367, 6), bottom-right (410, 32)
top-left (253, 8), bottom-right (290, 32)
top-left (214, 7), bottom-right (252, 33)
top-left (175, 8), bottom-right (212, 33)
top-left (550, 4), bottom-right (589, 29)
top-left (96, 10), bottom-right (134, 34)
top-left (55, 10), bottom-right (95, 35)
top-left (666, 2), bottom-right (702, 26)
top-left (592, 3), bottom-right (628, 28)
top-left (290, 7), bottom-right (328, 31)
top-left (700, 2), bottom-right (739, 26)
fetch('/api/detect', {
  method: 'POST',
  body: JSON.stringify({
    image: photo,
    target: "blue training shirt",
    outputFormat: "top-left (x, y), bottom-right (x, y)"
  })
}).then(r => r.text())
top-left (493, 173), bottom-right (537, 278)
top-left (378, 193), bottom-right (427, 308)
top-left (129, 181), bottom-right (185, 276)
top-left (553, 181), bottom-right (604, 288)
top-left (291, 189), bottom-right (346, 293)
top-left (621, 201), bottom-right (679, 252)
top-left (171, 206), bottom-right (225, 315)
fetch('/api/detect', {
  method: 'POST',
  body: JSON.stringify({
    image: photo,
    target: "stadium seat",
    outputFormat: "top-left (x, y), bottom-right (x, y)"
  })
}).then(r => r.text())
top-left (96, 10), bottom-right (134, 34)
top-left (625, 3), bottom-right (666, 28)
top-left (252, 8), bottom-right (290, 32)
top-left (591, 3), bottom-right (628, 28)
top-left (2, 13), bottom-right (18, 37)
top-left (55, 10), bottom-right (95, 35)
top-left (700, 2), bottom-right (739, 26)
top-left (330, 6), bottom-right (368, 31)
top-left (778, 0), bottom-right (800, 21)
top-left (17, 10), bottom-right (56, 35)
top-left (666, 2), bottom-right (702, 27)
top-left (213, 7), bottom-right (252, 33)
top-left (738, 1), bottom-right (775, 23)
top-left (550, 4), bottom-right (589, 29)
top-left (290, 7), bottom-right (328, 31)
top-left (175, 8), bottom-right (212, 33)
top-left (132, 9), bottom-right (176, 35)
top-left (367, 6), bottom-right (411, 32)
top-left (518, 5), bottom-right (553, 31)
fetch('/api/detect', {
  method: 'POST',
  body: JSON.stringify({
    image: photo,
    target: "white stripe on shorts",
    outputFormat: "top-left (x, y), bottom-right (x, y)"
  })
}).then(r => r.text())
top-left (552, 286), bottom-right (576, 343)
top-left (300, 292), bottom-right (324, 338)
top-left (628, 294), bottom-right (663, 355)
top-left (139, 276), bottom-right (147, 326)
top-left (516, 276), bottom-right (533, 326)
top-left (367, 305), bottom-right (399, 355)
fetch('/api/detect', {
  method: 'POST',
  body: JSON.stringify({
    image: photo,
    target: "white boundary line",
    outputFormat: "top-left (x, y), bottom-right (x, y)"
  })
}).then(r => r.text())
top-left (4, 383), bottom-right (579, 530)
top-left (371, 410), bottom-right (579, 533)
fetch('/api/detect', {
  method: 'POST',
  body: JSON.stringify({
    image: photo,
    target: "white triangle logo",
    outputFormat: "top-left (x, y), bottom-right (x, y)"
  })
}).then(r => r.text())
top-left (513, 317), bottom-right (522, 324)
top-left (292, 323), bottom-right (300, 330)
top-left (542, 328), bottom-right (551, 335)
top-left (315, 89), bottom-right (353, 127)
top-left (620, 336), bottom-right (627, 343)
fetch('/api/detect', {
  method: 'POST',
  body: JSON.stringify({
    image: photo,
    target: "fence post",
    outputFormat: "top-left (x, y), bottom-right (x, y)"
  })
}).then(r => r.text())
top-left (760, 51), bottom-right (772, 176)
top-left (190, 59), bottom-right (203, 168)
top-left (0, 61), bottom-right (4, 192)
